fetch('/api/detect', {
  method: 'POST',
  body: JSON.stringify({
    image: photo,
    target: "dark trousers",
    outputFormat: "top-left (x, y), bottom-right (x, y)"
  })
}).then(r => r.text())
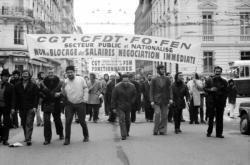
top-left (118, 109), bottom-right (131, 138)
top-left (189, 99), bottom-right (199, 123)
top-left (207, 105), bottom-right (225, 136)
top-left (65, 102), bottom-right (89, 141)
top-left (11, 110), bottom-right (19, 127)
top-left (104, 94), bottom-right (109, 115)
top-left (168, 105), bottom-right (174, 122)
top-left (0, 107), bottom-right (11, 142)
top-left (88, 104), bottom-right (100, 121)
top-left (43, 105), bottom-right (63, 142)
top-left (200, 94), bottom-right (205, 122)
top-left (108, 109), bottom-right (117, 122)
top-left (19, 109), bottom-right (35, 142)
top-left (131, 108), bottom-right (137, 122)
top-left (174, 108), bottom-right (182, 130)
top-left (145, 102), bottom-right (154, 121)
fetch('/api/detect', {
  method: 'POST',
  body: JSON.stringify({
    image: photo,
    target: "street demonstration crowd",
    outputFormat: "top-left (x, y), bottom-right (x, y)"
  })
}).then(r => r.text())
top-left (0, 65), bottom-right (237, 146)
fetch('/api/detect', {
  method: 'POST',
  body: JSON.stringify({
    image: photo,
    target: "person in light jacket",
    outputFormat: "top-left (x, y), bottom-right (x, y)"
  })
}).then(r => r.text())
top-left (87, 73), bottom-right (103, 123)
top-left (187, 73), bottom-right (204, 124)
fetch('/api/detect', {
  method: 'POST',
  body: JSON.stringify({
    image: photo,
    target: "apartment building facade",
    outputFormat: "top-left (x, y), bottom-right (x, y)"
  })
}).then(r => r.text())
top-left (135, 0), bottom-right (250, 75)
top-left (0, 0), bottom-right (75, 77)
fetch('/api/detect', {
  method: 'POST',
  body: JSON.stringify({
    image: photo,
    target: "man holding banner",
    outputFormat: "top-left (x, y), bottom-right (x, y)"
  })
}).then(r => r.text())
top-left (150, 65), bottom-right (173, 135)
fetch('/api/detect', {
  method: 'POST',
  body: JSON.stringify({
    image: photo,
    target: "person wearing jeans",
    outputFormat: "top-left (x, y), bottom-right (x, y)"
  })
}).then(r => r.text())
top-left (62, 66), bottom-right (89, 145)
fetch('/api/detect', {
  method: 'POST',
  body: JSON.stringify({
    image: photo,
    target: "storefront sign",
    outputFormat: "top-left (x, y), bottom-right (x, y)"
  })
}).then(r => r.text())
top-left (26, 34), bottom-right (200, 65)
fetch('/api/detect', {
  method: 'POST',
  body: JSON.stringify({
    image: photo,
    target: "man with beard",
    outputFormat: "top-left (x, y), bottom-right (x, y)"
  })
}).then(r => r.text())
top-left (62, 66), bottom-right (89, 145)
top-left (172, 72), bottom-right (190, 134)
top-left (14, 70), bottom-right (38, 146)
top-left (9, 70), bottom-right (21, 128)
top-left (142, 73), bottom-right (154, 122)
top-left (204, 66), bottom-right (228, 138)
top-left (0, 69), bottom-right (14, 145)
top-left (128, 74), bottom-right (141, 123)
top-left (150, 65), bottom-right (173, 135)
top-left (40, 69), bottom-right (64, 145)
top-left (111, 74), bottom-right (136, 140)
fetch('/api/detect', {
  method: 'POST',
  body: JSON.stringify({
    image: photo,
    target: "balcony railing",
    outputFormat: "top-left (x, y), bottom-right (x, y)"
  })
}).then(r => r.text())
top-left (202, 35), bottom-right (214, 41)
top-left (0, 6), bottom-right (33, 19)
top-left (240, 35), bottom-right (250, 41)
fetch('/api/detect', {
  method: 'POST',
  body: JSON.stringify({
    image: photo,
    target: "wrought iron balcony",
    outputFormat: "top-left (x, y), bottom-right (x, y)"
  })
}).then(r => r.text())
top-left (240, 35), bottom-right (250, 41)
top-left (202, 35), bottom-right (214, 41)
top-left (0, 6), bottom-right (33, 20)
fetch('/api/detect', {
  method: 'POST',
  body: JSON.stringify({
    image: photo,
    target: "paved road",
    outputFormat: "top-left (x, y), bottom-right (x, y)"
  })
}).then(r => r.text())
top-left (0, 98), bottom-right (249, 165)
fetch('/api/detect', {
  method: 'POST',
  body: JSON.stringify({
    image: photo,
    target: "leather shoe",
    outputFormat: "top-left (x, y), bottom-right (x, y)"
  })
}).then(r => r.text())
top-left (216, 135), bottom-right (224, 138)
top-left (206, 133), bottom-right (211, 137)
top-left (64, 140), bottom-right (70, 145)
top-left (153, 132), bottom-right (158, 135)
top-left (43, 141), bottom-right (50, 145)
top-left (83, 137), bottom-right (89, 142)
top-left (121, 136), bottom-right (126, 140)
top-left (3, 141), bottom-right (9, 146)
top-left (26, 141), bottom-right (32, 146)
top-left (159, 132), bottom-right (165, 135)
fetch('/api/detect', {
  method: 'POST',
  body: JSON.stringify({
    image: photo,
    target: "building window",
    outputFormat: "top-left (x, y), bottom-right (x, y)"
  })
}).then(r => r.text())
top-left (241, 51), bottom-right (250, 60)
top-left (202, 12), bottom-right (214, 41)
top-left (14, 25), bottom-right (24, 45)
top-left (203, 51), bottom-right (213, 72)
top-left (240, 12), bottom-right (250, 41)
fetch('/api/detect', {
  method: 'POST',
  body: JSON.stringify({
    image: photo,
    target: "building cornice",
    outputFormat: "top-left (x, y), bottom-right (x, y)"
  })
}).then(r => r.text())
top-left (235, 2), bottom-right (250, 10)
top-left (198, 1), bottom-right (218, 10)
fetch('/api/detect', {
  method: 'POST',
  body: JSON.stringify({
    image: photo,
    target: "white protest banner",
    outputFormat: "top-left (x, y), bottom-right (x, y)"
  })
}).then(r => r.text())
top-left (26, 34), bottom-right (200, 65)
top-left (88, 58), bottom-right (135, 73)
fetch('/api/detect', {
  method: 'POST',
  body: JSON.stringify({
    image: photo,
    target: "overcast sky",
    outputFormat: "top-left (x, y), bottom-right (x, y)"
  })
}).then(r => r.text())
top-left (74, 0), bottom-right (138, 34)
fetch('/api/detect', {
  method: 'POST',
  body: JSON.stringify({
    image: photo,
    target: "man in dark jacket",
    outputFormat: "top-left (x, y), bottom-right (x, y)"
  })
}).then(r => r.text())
top-left (129, 74), bottom-right (141, 123)
top-left (111, 74), bottom-right (136, 140)
top-left (142, 73), bottom-right (154, 122)
top-left (40, 69), bottom-right (64, 145)
top-left (204, 66), bottom-right (228, 138)
top-left (172, 72), bottom-right (190, 134)
top-left (9, 70), bottom-right (21, 128)
top-left (106, 73), bottom-right (122, 122)
top-left (0, 69), bottom-right (14, 145)
top-left (14, 70), bottom-right (38, 146)
top-left (150, 65), bottom-right (173, 135)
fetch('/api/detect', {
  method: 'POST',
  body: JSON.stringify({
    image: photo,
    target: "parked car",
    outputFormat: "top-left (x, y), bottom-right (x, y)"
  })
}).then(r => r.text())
top-left (239, 101), bottom-right (250, 135)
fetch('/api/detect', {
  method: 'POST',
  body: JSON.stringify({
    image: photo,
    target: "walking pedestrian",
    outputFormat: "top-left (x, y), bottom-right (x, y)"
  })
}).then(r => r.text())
top-left (111, 74), bottom-right (136, 140)
top-left (187, 73), bottom-right (204, 124)
top-left (129, 74), bottom-right (141, 123)
top-left (142, 73), bottom-right (154, 122)
top-left (62, 66), bottom-right (89, 145)
top-left (101, 73), bottom-right (110, 116)
top-left (227, 79), bottom-right (237, 118)
top-left (0, 69), bottom-right (14, 145)
top-left (40, 69), bottom-right (64, 145)
top-left (36, 71), bottom-right (45, 127)
top-left (150, 65), bottom-right (173, 135)
top-left (87, 73), bottom-right (102, 123)
top-left (204, 66), bottom-right (228, 138)
top-left (172, 72), bottom-right (190, 134)
top-left (9, 70), bottom-right (21, 128)
top-left (14, 70), bottom-right (38, 146)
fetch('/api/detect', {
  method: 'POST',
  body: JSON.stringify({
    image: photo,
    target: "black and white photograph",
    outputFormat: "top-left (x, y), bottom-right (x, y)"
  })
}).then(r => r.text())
top-left (0, 0), bottom-right (249, 165)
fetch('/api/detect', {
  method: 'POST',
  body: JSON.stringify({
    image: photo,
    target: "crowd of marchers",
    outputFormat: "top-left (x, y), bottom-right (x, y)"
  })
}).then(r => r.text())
top-left (0, 64), bottom-right (237, 146)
